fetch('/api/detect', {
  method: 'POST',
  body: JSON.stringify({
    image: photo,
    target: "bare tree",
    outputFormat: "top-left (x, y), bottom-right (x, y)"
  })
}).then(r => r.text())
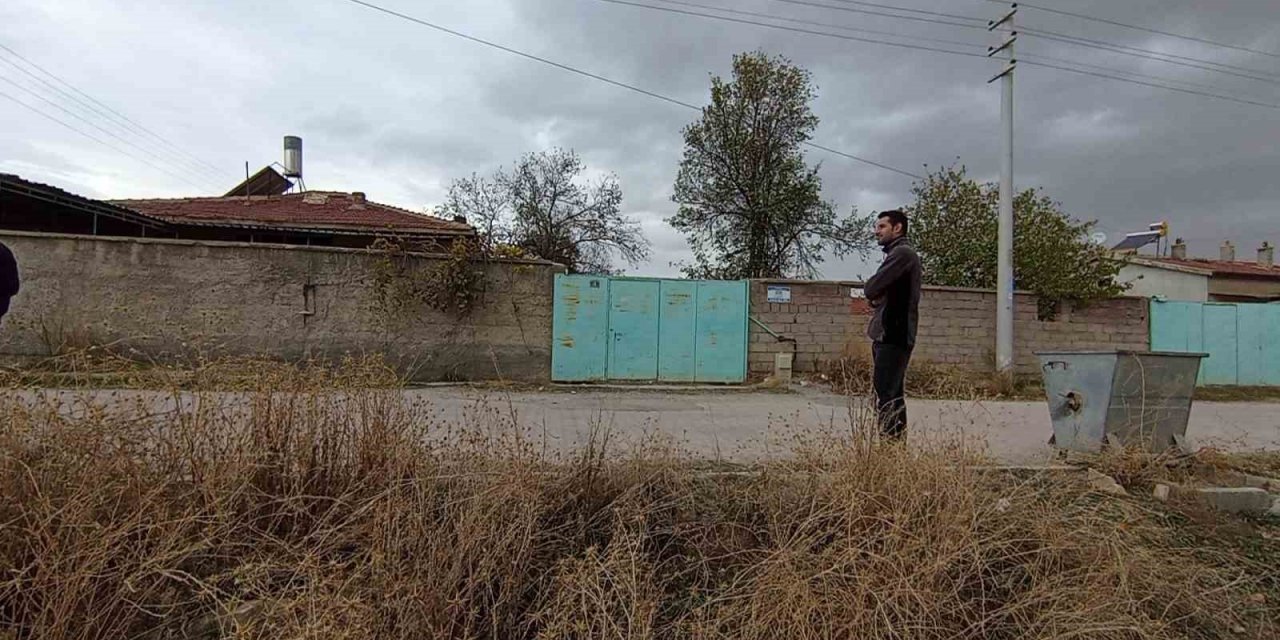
top-left (442, 149), bottom-right (649, 274)
top-left (441, 173), bottom-right (510, 254)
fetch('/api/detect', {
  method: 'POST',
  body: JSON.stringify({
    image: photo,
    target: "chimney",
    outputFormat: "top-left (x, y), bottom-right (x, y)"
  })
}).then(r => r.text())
top-left (1260, 241), bottom-right (1275, 268)
top-left (1170, 238), bottom-right (1187, 260)
top-left (1220, 240), bottom-right (1235, 262)
top-left (351, 192), bottom-right (366, 205)
top-left (452, 215), bottom-right (467, 224)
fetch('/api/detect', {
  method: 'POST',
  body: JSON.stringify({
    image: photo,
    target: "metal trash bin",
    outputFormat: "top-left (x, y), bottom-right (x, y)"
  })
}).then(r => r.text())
top-left (1037, 350), bottom-right (1207, 453)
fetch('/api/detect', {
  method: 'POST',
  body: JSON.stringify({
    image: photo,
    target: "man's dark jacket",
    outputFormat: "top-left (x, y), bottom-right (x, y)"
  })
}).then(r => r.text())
top-left (864, 236), bottom-right (922, 348)
top-left (0, 242), bottom-right (19, 318)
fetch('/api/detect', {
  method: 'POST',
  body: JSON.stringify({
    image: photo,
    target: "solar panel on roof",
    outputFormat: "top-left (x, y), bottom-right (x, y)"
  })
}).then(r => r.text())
top-left (1112, 230), bottom-right (1161, 251)
top-left (223, 166), bottom-right (293, 197)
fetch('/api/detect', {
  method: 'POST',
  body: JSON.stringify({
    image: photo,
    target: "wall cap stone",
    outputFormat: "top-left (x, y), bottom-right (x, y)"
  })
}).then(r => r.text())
top-left (749, 277), bottom-right (1147, 301)
top-left (0, 229), bottom-right (567, 269)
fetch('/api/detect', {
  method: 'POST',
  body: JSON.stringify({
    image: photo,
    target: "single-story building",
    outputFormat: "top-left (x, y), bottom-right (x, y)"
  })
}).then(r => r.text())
top-left (111, 189), bottom-right (473, 249)
top-left (1116, 256), bottom-right (1212, 302)
top-left (1, 172), bottom-right (474, 249)
top-left (1116, 239), bottom-right (1279, 302)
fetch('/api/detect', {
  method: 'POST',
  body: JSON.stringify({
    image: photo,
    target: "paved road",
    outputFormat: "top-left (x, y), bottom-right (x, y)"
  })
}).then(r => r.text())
top-left (407, 387), bottom-right (1280, 463)
top-left (8, 386), bottom-right (1278, 463)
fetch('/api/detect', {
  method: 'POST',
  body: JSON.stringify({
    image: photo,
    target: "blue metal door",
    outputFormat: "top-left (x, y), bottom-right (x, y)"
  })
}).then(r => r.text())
top-left (1260, 305), bottom-right (1280, 386)
top-left (1237, 304), bottom-right (1280, 386)
top-left (1201, 304), bottom-right (1238, 385)
top-left (1150, 299), bottom-right (1280, 386)
top-left (1236, 304), bottom-right (1267, 385)
top-left (608, 279), bottom-right (660, 380)
top-left (552, 277), bottom-right (749, 383)
top-left (658, 280), bottom-right (698, 382)
top-left (1150, 301), bottom-right (1202, 353)
top-left (551, 274), bottom-right (609, 381)
top-left (694, 280), bottom-right (749, 383)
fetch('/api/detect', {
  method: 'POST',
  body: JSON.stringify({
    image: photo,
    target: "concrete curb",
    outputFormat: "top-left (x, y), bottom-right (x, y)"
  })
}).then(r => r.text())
top-left (1195, 487), bottom-right (1274, 515)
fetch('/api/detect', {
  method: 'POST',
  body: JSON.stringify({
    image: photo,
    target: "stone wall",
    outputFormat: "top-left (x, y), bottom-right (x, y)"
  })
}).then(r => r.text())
top-left (0, 231), bottom-right (563, 381)
top-left (748, 280), bottom-right (1149, 377)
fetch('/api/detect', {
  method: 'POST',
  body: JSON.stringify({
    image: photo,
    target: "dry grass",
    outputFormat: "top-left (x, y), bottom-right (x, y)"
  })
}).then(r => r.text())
top-left (821, 349), bottom-right (1042, 401)
top-left (1084, 445), bottom-right (1280, 491)
top-left (1221, 451), bottom-right (1280, 478)
top-left (0, 345), bottom-right (402, 391)
top-left (819, 349), bottom-right (1280, 405)
top-left (0, 364), bottom-right (1277, 639)
top-left (1194, 386), bottom-right (1280, 404)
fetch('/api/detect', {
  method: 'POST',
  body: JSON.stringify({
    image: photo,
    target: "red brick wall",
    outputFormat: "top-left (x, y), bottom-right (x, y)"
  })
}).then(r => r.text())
top-left (748, 281), bottom-right (1149, 377)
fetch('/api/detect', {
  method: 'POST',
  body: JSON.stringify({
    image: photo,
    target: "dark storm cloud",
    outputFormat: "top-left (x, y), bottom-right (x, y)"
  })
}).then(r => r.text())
top-left (2, 0), bottom-right (1278, 275)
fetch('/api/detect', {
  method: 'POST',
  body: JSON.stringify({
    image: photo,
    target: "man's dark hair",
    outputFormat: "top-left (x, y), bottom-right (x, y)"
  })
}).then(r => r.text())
top-left (878, 209), bottom-right (908, 236)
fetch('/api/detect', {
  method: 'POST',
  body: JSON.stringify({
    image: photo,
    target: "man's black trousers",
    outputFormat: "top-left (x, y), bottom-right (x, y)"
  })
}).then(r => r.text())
top-left (872, 342), bottom-right (913, 439)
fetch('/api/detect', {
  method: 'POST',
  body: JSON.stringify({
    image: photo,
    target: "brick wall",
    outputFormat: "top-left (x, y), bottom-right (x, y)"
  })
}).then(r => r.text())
top-left (0, 231), bottom-right (564, 381)
top-left (748, 280), bottom-right (1149, 377)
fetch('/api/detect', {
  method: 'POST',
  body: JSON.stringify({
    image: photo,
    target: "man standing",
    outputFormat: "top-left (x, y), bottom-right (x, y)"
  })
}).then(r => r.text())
top-left (0, 240), bottom-right (18, 324)
top-left (863, 210), bottom-right (921, 439)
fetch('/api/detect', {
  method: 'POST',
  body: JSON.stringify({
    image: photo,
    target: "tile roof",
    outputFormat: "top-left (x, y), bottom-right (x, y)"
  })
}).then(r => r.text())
top-left (1151, 257), bottom-right (1280, 280)
top-left (110, 192), bottom-right (473, 236)
top-left (1, 173), bottom-right (169, 228)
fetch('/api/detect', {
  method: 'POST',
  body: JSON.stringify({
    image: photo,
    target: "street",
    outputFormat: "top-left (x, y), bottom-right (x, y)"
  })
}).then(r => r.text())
top-left (11, 386), bottom-right (1277, 464)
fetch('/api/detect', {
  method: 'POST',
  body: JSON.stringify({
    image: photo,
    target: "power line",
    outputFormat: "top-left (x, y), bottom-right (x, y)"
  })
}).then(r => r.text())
top-left (0, 89), bottom-right (214, 192)
top-left (0, 54), bottom-right (232, 185)
top-left (811, 0), bottom-right (987, 24)
top-left (653, 0), bottom-right (1274, 106)
top-left (645, 0), bottom-right (987, 51)
top-left (804, 141), bottom-right (921, 178)
top-left (608, 0), bottom-right (1280, 112)
top-left (598, 0), bottom-right (990, 60)
top-left (767, 0), bottom-right (988, 31)
top-left (792, 0), bottom-right (1280, 83)
top-left (339, 0), bottom-right (924, 179)
top-left (0, 42), bottom-right (231, 180)
top-left (1018, 50), bottom-right (1280, 102)
top-left (0, 74), bottom-right (221, 190)
top-left (988, 0), bottom-right (1280, 60)
top-left (1019, 59), bottom-right (1280, 111)
top-left (602, 0), bottom-right (1280, 110)
top-left (1020, 27), bottom-right (1280, 86)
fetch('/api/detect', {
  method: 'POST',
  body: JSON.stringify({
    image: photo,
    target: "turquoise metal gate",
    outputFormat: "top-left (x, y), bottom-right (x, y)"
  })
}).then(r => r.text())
top-left (1150, 299), bottom-right (1280, 386)
top-left (551, 274), bottom-right (609, 382)
top-left (608, 279), bottom-right (661, 380)
top-left (551, 275), bottom-right (748, 383)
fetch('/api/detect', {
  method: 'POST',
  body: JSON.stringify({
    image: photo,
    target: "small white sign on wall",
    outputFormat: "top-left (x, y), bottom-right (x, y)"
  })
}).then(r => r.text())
top-left (766, 285), bottom-right (792, 303)
top-left (850, 287), bottom-right (865, 299)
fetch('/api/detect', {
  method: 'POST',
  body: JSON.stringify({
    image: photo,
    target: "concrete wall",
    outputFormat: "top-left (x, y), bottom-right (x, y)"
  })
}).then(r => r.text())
top-left (1117, 263), bottom-right (1209, 302)
top-left (748, 280), bottom-right (1150, 377)
top-left (0, 231), bottom-right (563, 381)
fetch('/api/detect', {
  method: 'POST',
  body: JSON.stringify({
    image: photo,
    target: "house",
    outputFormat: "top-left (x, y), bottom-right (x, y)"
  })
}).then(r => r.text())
top-left (1116, 255), bottom-right (1212, 302)
top-left (1116, 238), bottom-right (1280, 302)
top-left (111, 188), bottom-right (472, 249)
top-left (0, 171), bottom-right (474, 250)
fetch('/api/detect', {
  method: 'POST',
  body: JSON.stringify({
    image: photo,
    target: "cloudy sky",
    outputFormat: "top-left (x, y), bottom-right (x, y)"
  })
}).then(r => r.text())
top-left (1, 0), bottom-right (1277, 278)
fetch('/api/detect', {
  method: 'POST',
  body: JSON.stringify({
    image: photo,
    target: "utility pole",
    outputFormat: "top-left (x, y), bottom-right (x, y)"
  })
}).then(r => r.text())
top-left (988, 4), bottom-right (1017, 375)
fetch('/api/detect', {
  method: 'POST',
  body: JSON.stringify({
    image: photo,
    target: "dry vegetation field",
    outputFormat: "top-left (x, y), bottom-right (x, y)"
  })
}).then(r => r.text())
top-left (0, 356), bottom-right (1276, 638)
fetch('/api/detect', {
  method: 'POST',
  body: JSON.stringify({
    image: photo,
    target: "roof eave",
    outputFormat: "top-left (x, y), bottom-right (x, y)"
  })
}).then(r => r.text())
top-left (165, 218), bottom-right (475, 237)
top-left (1114, 256), bottom-right (1214, 277)
top-left (1, 175), bottom-right (172, 230)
